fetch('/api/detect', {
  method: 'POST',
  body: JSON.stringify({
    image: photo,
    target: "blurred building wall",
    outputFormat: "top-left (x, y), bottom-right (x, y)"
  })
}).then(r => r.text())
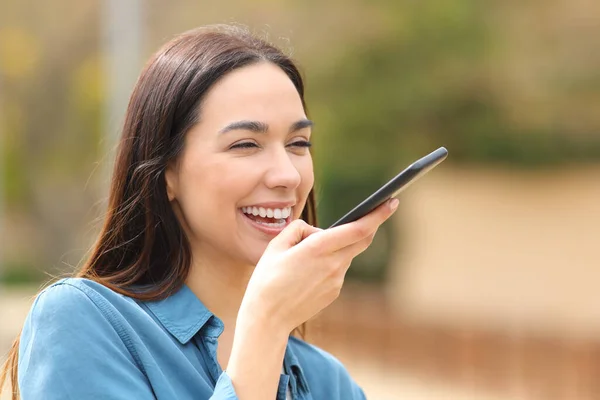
top-left (390, 165), bottom-right (600, 337)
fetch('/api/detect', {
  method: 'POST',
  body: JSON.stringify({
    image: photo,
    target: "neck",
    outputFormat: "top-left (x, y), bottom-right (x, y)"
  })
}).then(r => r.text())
top-left (185, 246), bottom-right (254, 325)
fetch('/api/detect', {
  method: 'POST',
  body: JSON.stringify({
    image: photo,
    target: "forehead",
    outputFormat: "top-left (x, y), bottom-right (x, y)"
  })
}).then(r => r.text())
top-left (199, 62), bottom-right (306, 123)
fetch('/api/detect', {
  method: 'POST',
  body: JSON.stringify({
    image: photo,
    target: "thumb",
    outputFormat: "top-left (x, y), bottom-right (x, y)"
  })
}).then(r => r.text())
top-left (268, 219), bottom-right (321, 251)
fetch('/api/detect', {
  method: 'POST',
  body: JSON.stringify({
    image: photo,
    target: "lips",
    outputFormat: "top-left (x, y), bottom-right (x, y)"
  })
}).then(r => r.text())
top-left (239, 208), bottom-right (292, 235)
top-left (241, 206), bottom-right (292, 219)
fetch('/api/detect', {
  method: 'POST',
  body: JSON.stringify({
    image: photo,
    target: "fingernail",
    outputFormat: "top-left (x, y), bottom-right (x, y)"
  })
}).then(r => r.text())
top-left (389, 198), bottom-right (399, 212)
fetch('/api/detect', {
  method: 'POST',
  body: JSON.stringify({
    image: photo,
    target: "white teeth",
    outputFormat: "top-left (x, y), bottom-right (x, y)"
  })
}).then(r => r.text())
top-left (254, 220), bottom-right (286, 228)
top-left (241, 206), bottom-right (292, 220)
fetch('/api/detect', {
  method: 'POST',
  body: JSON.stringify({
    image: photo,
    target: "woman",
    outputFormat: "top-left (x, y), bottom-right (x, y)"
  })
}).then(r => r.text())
top-left (0, 25), bottom-right (398, 399)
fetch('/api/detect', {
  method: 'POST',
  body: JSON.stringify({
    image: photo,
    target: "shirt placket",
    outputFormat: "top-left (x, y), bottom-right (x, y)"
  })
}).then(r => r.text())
top-left (284, 349), bottom-right (311, 400)
top-left (276, 374), bottom-right (291, 400)
top-left (198, 317), bottom-right (226, 385)
top-left (200, 316), bottom-right (302, 399)
top-left (202, 335), bottom-right (223, 384)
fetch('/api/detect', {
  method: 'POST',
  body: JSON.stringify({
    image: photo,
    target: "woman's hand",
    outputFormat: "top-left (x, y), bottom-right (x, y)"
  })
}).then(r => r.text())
top-left (226, 199), bottom-right (398, 400)
top-left (240, 198), bottom-right (399, 335)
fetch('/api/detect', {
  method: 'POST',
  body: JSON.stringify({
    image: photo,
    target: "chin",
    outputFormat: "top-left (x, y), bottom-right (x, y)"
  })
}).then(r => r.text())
top-left (251, 245), bottom-right (269, 266)
top-left (239, 241), bottom-right (270, 267)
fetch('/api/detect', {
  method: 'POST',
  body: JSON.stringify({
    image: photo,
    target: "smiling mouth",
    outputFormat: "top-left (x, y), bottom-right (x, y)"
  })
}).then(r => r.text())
top-left (240, 206), bottom-right (293, 228)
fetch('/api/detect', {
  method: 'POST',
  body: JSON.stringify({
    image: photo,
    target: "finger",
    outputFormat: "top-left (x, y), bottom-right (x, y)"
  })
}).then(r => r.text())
top-left (268, 219), bottom-right (322, 251)
top-left (315, 198), bottom-right (398, 253)
top-left (324, 232), bottom-right (377, 286)
top-left (337, 231), bottom-right (377, 264)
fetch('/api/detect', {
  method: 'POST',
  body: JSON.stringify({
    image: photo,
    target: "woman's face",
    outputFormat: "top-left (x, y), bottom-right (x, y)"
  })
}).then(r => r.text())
top-left (166, 62), bottom-right (314, 267)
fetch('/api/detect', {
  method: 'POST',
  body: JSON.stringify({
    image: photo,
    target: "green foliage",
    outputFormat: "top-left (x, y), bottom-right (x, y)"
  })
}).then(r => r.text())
top-left (308, 0), bottom-right (600, 170)
top-left (316, 173), bottom-right (396, 283)
top-left (308, 0), bottom-right (600, 282)
top-left (0, 261), bottom-right (45, 285)
top-left (1, 102), bottom-right (31, 210)
top-left (309, 0), bottom-right (489, 281)
top-left (309, 0), bottom-right (488, 169)
top-left (2, 0), bottom-right (599, 284)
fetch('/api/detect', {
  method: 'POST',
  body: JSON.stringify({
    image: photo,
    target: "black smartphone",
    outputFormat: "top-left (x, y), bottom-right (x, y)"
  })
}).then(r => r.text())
top-left (328, 147), bottom-right (448, 228)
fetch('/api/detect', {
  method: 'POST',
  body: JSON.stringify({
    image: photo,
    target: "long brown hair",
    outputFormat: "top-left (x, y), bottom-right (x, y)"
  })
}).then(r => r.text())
top-left (0, 24), bottom-right (317, 400)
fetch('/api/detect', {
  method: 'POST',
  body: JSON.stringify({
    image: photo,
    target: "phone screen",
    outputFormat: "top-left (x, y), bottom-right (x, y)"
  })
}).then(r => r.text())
top-left (328, 147), bottom-right (448, 228)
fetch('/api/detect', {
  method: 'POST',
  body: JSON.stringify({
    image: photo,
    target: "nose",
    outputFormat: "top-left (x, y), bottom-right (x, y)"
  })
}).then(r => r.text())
top-left (263, 147), bottom-right (302, 190)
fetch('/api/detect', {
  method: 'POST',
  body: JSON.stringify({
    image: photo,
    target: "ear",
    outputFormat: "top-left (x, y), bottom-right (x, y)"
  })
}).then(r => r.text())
top-left (164, 164), bottom-right (178, 202)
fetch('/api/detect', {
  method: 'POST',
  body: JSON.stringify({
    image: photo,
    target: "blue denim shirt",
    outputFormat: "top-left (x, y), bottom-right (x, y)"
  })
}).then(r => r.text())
top-left (18, 278), bottom-right (366, 399)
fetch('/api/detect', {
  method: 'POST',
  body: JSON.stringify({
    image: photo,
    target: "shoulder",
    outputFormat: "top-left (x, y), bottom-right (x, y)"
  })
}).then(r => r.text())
top-left (35, 276), bottom-right (126, 304)
top-left (287, 336), bottom-right (366, 399)
top-left (28, 277), bottom-right (135, 318)
top-left (18, 279), bottom-right (155, 397)
top-left (21, 277), bottom-right (138, 348)
top-left (19, 278), bottom-right (144, 373)
top-left (20, 279), bottom-right (120, 360)
top-left (28, 278), bottom-right (105, 319)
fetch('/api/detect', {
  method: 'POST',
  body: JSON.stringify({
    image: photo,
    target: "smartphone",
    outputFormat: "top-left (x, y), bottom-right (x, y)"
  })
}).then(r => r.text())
top-left (328, 147), bottom-right (448, 228)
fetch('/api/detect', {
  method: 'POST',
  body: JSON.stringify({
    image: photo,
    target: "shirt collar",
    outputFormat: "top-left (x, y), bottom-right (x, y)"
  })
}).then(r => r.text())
top-left (142, 284), bottom-right (309, 395)
top-left (284, 338), bottom-right (309, 397)
top-left (143, 283), bottom-right (215, 344)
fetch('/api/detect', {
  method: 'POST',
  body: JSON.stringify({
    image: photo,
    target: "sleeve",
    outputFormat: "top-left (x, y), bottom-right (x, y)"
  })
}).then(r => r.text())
top-left (319, 349), bottom-right (368, 400)
top-left (210, 372), bottom-right (239, 399)
top-left (18, 283), bottom-right (155, 399)
top-left (353, 383), bottom-right (368, 400)
top-left (338, 364), bottom-right (368, 400)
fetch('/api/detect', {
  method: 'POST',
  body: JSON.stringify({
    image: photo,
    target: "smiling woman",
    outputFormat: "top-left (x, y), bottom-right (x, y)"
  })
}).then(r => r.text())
top-left (164, 62), bottom-right (315, 267)
top-left (0, 25), bottom-right (397, 400)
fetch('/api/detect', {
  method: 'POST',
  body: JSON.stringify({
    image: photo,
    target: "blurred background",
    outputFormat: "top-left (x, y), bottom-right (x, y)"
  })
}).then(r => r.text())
top-left (1, 0), bottom-right (599, 398)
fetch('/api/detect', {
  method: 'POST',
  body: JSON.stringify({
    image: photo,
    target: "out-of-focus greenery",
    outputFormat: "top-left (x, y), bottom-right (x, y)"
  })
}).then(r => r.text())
top-left (1, 0), bottom-right (599, 284)
top-left (308, 0), bottom-right (600, 172)
top-left (0, 261), bottom-right (45, 285)
top-left (305, 0), bottom-right (600, 281)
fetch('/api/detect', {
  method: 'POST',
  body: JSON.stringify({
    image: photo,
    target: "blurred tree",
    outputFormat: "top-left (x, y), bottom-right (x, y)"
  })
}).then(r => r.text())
top-left (307, 0), bottom-right (600, 283)
top-left (1, 0), bottom-right (599, 284)
top-left (309, 0), bottom-right (488, 282)
top-left (0, 27), bottom-right (40, 210)
top-left (0, 2), bottom-right (102, 281)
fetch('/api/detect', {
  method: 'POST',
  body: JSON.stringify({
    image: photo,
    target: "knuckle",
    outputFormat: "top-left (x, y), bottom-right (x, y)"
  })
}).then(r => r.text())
top-left (290, 219), bottom-right (306, 229)
top-left (327, 258), bottom-right (348, 278)
top-left (354, 224), bottom-right (372, 240)
top-left (304, 237), bottom-right (323, 254)
top-left (326, 260), bottom-right (341, 275)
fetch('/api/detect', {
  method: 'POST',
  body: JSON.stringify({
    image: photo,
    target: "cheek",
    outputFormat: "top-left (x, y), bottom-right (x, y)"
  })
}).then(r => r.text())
top-left (178, 160), bottom-right (258, 225)
top-left (296, 156), bottom-right (315, 208)
top-left (302, 158), bottom-right (315, 188)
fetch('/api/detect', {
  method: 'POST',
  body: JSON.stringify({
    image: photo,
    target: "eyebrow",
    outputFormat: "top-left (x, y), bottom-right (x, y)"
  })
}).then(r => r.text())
top-left (218, 119), bottom-right (314, 135)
